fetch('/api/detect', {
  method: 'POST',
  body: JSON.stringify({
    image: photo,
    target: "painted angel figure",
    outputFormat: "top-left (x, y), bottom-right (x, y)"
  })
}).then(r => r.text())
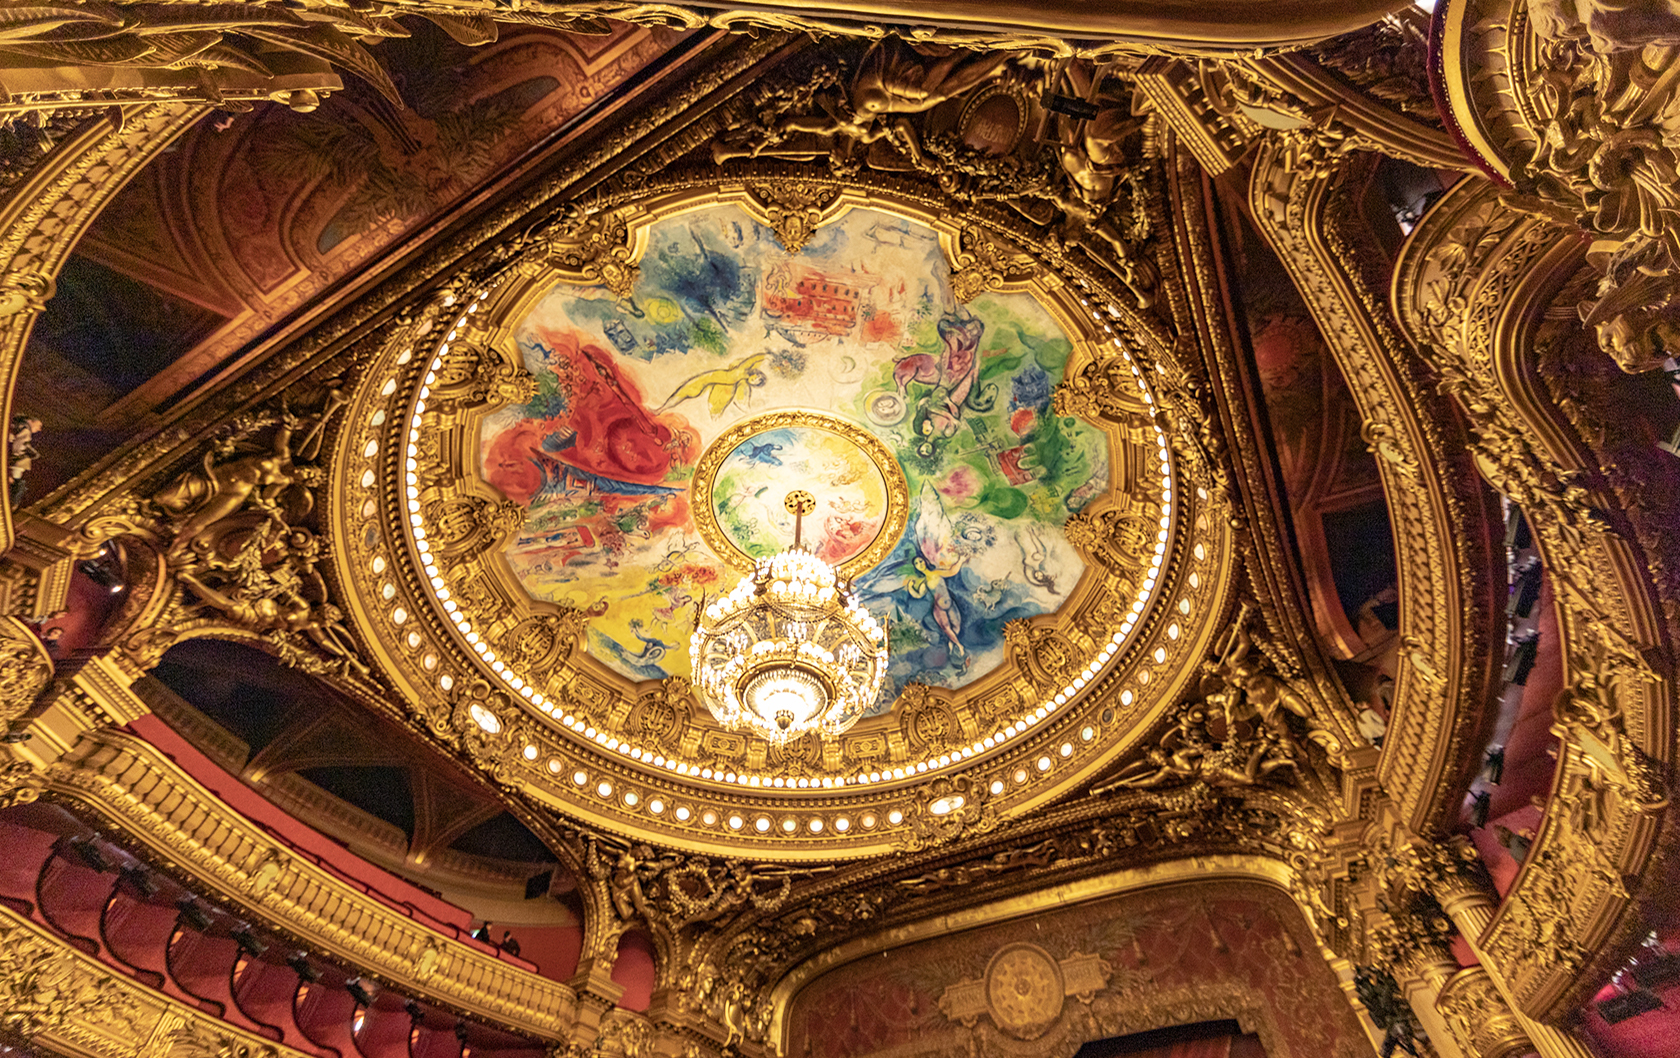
top-left (655, 353), bottom-right (769, 417)
top-left (902, 484), bottom-right (967, 660)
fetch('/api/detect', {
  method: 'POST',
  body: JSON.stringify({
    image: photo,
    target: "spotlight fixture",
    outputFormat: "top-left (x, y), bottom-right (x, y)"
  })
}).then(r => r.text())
top-left (1502, 633), bottom-right (1539, 686)
top-left (1468, 790), bottom-right (1491, 828)
top-left (120, 865), bottom-right (158, 897)
top-left (345, 977), bottom-right (376, 1007)
top-left (287, 951), bottom-right (321, 982)
top-left (1597, 989), bottom-right (1661, 1024)
top-left (67, 838), bottom-right (111, 873)
top-left (690, 491), bottom-right (886, 745)
top-left (176, 898), bottom-right (212, 932)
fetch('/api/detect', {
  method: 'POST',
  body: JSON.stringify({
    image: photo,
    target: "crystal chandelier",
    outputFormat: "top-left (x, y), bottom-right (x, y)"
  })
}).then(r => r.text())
top-left (690, 491), bottom-right (887, 744)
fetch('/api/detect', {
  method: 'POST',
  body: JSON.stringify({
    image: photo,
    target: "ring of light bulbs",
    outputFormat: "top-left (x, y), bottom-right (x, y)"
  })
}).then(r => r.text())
top-left (357, 229), bottom-right (1204, 852)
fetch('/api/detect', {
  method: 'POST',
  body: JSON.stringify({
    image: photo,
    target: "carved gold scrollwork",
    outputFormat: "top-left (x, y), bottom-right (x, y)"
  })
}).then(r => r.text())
top-left (429, 342), bottom-right (537, 411)
top-left (421, 495), bottom-right (526, 562)
top-left (627, 677), bottom-right (696, 756)
top-left (898, 682), bottom-right (962, 753)
top-left (745, 181), bottom-right (840, 254)
top-left (950, 226), bottom-right (1035, 304)
top-left (0, 613), bottom-right (52, 730)
top-left (1436, 967), bottom-right (1535, 1058)
top-left (529, 205), bottom-right (640, 299)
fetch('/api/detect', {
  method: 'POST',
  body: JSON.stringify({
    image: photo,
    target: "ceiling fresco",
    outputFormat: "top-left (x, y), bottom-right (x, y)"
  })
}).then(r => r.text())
top-left (326, 179), bottom-right (1202, 858)
top-left (478, 205), bottom-right (1104, 704)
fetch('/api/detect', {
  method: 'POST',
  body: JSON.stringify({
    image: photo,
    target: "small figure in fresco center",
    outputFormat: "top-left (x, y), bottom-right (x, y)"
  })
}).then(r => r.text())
top-left (742, 440), bottom-right (785, 467)
top-left (655, 353), bottom-right (770, 417)
top-left (892, 312), bottom-right (994, 457)
top-left (621, 619), bottom-right (674, 663)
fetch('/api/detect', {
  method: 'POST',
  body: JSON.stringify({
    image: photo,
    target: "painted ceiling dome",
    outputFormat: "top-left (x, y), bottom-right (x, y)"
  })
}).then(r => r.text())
top-left (333, 184), bottom-right (1226, 859)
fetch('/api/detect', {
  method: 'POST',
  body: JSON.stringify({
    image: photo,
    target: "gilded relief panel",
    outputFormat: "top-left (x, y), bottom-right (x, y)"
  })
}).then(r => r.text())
top-left (783, 881), bottom-right (1367, 1058)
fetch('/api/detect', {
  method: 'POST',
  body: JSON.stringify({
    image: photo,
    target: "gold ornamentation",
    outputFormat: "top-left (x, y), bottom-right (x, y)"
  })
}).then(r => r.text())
top-left (900, 773), bottom-right (997, 850)
top-left (91, 384), bottom-right (371, 677)
top-left (430, 342), bottom-right (538, 410)
top-left (1436, 967), bottom-right (1534, 1058)
top-left (938, 942), bottom-right (1114, 1042)
top-left (422, 495), bottom-right (527, 561)
top-left (1002, 618), bottom-right (1080, 688)
top-left (535, 204), bottom-right (640, 299)
top-left (0, 1), bottom-right (426, 115)
top-left (0, 103), bottom-right (202, 543)
top-left (745, 181), bottom-right (840, 253)
top-left (984, 943), bottom-right (1066, 1039)
top-left (0, 614), bottom-right (51, 731)
top-left (949, 226), bottom-right (1034, 304)
top-left (0, 915), bottom-right (143, 1042)
top-left (1092, 702), bottom-right (1295, 791)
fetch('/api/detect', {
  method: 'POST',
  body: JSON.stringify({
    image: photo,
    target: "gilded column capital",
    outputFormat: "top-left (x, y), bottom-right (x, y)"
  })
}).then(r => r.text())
top-left (1435, 967), bottom-right (1535, 1058)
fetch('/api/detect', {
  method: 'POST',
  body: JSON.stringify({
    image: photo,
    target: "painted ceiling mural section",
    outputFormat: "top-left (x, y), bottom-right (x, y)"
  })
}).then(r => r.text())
top-left (478, 205), bottom-right (1105, 704)
top-left (16, 19), bottom-right (681, 497)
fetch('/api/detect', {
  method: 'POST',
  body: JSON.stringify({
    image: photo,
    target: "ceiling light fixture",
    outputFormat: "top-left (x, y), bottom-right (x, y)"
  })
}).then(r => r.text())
top-left (691, 490), bottom-right (886, 745)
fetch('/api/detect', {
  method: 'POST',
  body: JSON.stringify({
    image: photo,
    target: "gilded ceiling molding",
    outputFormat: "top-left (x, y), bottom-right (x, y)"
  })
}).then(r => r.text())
top-left (0, 103), bottom-right (204, 553)
top-left (0, 901), bottom-right (318, 1058)
top-left (1131, 28), bottom-right (1471, 188)
top-left (1162, 131), bottom-right (1371, 771)
top-left (1393, 175), bottom-right (1676, 1021)
top-left (1247, 142), bottom-right (1504, 834)
top-left (1239, 53), bottom-right (1467, 172)
top-left (565, 0), bottom-right (1417, 52)
top-left (0, 0), bottom-right (1420, 109)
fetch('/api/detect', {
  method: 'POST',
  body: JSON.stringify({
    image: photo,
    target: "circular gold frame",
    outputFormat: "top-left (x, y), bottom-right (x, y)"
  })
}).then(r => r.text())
top-left (688, 409), bottom-right (910, 578)
top-left (325, 176), bottom-right (1231, 862)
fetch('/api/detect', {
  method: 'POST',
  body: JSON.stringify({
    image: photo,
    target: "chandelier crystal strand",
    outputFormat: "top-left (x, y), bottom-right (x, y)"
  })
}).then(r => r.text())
top-left (690, 492), bottom-right (887, 744)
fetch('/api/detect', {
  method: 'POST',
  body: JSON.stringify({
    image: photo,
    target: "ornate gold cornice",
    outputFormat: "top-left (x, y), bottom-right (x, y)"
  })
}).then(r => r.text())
top-left (1248, 142), bottom-right (1504, 834)
top-left (0, 104), bottom-right (204, 552)
top-left (1393, 175), bottom-right (1676, 1020)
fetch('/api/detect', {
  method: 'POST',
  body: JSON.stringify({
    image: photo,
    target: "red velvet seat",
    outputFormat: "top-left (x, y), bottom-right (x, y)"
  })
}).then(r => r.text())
top-left (36, 848), bottom-right (114, 957)
top-left (100, 884), bottom-right (181, 991)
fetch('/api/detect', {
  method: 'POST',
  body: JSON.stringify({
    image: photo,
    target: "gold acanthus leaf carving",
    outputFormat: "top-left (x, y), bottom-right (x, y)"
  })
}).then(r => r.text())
top-left (1435, 967), bottom-right (1533, 1058)
top-left (422, 495), bottom-right (527, 562)
top-left (527, 203), bottom-right (640, 299)
top-left (0, 615), bottom-right (53, 732)
top-left (428, 341), bottom-right (537, 409)
top-left (1498, 16), bottom-right (1680, 374)
top-left (0, 917), bottom-right (145, 1041)
top-left (950, 226), bottom-right (1035, 303)
top-left (746, 181), bottom-right (840, 253)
